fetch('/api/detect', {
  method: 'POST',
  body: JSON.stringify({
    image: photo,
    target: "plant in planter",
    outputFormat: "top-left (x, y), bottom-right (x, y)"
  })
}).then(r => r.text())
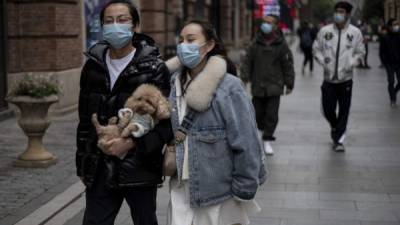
top-left (6, 74), bottom-right (59, 168)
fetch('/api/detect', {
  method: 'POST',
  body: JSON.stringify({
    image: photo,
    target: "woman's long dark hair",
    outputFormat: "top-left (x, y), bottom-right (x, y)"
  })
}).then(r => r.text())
top-left (180, 20), bottom-right (237, 95)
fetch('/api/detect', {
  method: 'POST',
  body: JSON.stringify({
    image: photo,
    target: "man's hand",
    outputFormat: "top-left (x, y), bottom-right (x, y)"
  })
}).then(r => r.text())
top-left (102, 138), bottom-right (135, 158)
top-left (285, 88), bottom-right (293, 95)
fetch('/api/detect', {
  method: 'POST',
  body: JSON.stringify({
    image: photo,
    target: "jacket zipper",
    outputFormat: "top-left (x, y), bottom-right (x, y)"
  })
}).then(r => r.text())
top-left (333, 28), bottom-right (342, 81)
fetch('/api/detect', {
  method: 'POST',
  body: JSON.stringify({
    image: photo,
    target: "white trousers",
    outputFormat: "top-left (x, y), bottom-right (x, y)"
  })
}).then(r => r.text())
top-left (166, 180), bottom-right (260, 225)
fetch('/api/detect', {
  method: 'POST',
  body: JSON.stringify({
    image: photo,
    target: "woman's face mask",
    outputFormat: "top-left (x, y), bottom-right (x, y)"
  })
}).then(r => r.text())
top-left (103, 23), bottom-right (133, 49)
top-left (176, 42), bottom-right (206, 69)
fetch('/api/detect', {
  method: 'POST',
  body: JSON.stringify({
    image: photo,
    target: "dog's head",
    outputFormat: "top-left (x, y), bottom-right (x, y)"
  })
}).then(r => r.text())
top-left (125, 84), bottom-right (171, 119)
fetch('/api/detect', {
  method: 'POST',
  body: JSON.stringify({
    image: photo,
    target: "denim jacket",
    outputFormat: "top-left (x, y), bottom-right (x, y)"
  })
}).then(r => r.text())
top-left (169, 72), bottom-right (267, 208)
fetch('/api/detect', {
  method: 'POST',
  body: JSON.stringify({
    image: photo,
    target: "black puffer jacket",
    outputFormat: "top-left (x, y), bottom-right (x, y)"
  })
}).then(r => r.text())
top-left (76, 33), bottom-right (173, 188)
top-left (380, 32), bottom-right (400, 68)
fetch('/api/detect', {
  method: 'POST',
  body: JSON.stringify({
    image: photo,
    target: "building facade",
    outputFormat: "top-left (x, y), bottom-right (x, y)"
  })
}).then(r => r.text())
top-left (0, 0), bottom-right (7, 114)
top-left (385, 0), bottom-right (400, 22)
top-left (0, 0), bottom-right (252, 116)
top-left (4, 0), bottom-right (84, 116)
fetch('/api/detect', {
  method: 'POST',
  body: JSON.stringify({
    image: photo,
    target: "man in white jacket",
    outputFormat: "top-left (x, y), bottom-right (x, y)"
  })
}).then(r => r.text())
top-left (313, 1), bottom-right (365, 152)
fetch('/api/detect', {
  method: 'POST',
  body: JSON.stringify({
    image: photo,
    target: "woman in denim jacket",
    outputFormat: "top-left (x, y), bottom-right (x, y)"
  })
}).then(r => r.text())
top-left (165, 20), bottom-right (267, 225)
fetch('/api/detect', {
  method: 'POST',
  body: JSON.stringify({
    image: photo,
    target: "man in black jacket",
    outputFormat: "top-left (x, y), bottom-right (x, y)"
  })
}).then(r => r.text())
top-left (380, 19), bottom-right (400, 108)
top-left (76, 1), bottom-right (172, 224)
top-left (241, 14), bottom-right (295, 155)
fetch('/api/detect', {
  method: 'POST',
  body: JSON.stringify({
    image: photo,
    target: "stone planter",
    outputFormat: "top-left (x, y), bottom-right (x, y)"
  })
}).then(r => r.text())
top-left (6, 95), bottom-right (58, 168)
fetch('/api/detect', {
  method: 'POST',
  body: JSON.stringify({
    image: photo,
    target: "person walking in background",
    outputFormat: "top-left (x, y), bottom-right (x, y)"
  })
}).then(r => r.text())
top-left (313, 1), bottom-right (365, 152)
top-left (76, 1), bottom-right (172, 224)
top-left (378, 24), bottom-right (389, 68)
top-left (297, 21), bottom-right (318, 74)
top-left (166, 20), bottom-right (266, 225)
top-left (357, 20), bottom-right (371, 69)
top-left (241, 13), bottom-right (295, 155)
top-left (380, 19), bottom-right (400, 108)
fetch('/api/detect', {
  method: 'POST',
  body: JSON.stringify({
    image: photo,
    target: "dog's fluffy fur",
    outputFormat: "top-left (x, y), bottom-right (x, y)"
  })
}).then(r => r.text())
top-left (92, 84), bottom-right (171, 152)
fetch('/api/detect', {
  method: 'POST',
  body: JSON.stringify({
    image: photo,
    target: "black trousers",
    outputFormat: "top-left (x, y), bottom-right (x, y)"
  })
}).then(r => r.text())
top-left (321, 80), bottom-right (353, 143)
top-left (83, 166), bottom-right (158, 225)
top-left (364, 43), bottom-right (369, 66)
top-left (385, 65), bottom-right (400, 102)
top-left (302, 47), bottom-right (314, 71)
top-left (252, 96), bottom-right (280, 141)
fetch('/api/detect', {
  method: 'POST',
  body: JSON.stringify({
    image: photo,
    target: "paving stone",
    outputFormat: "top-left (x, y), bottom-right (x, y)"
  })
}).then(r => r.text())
top-left (320, 209), bottom-right (398, 222)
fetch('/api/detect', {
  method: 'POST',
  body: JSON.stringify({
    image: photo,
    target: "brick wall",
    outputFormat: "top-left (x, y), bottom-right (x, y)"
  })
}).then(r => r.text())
top-left (139, 0), bottom-right (187, 58)
top-left (220, 0), bottom-right (233, 46)
top-left (7, 0), bottom-right (83, 73)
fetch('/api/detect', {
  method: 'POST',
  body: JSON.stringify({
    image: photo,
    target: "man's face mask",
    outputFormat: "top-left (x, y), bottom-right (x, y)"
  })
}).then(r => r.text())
top-left (103, 23), bottom-right (134, 49)
top-left (261, 23), bottom-right (273, 34)
top-left (176, 43), bottom-right (207, 69)
top-left (334, 13), bottom-right (346, 24)
top-left (393, 25), bottom-right (400, 33)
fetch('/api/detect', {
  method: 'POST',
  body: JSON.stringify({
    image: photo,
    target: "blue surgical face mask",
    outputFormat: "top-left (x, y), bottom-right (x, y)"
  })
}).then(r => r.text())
top-left (261, 23), bottom-right (273, 34)
top-left (176, 43), bottom-right (206, 69)
top-left (334, 13), bottom-right (346, 24)
top-left (103, 23), bottom-right (133, 49)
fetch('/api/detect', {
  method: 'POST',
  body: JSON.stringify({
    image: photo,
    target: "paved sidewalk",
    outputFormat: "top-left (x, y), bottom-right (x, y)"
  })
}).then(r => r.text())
top-left (2, 42), bottom-right (400, 225)
top-left (0, 112), bottom-right (79, 225)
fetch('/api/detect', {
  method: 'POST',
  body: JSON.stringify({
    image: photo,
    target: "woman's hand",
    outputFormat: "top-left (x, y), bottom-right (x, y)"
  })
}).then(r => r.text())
top-left (102, 137), bottom-right (136, 158)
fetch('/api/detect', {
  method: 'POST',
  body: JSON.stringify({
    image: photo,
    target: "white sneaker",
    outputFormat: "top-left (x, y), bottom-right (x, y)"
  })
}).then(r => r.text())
top-left (338, 133), bottom-right (346, 144)
top-left (264, 141), bottom-right (274, 155)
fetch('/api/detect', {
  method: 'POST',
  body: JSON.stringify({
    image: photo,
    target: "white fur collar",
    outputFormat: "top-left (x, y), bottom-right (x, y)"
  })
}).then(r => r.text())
top-left (166, 56), bottom-right (227, 112)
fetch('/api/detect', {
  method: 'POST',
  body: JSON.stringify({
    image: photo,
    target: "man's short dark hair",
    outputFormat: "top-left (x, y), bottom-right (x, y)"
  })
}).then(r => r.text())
top-left (265, 14), bottom-right (280, 24)
top-left (100, 0), bottom-right (140, 27)
top-left (334, 1), bottom-right (353, 14)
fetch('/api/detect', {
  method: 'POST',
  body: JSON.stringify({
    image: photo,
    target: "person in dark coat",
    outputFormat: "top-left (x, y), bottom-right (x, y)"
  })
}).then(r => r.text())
top-left (241, 14), bottom-right (295, 155)
top-left (76, 1), bottom-right (173, 224)
top-left (297, 21), bottom-right (318, 74)
top-left (380, 19), bottom-right (400, 107)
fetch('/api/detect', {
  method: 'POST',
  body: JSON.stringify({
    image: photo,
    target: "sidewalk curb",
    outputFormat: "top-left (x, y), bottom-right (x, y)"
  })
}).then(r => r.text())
top-left (13, 181), bottom-right (84, 225)
top-left (0, 176), bottom-right (81, 225)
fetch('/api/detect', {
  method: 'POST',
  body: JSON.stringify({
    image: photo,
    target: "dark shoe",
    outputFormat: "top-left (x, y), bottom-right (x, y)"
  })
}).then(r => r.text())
top-left (364, 65), bottom-right (371, 69)
top-left (333, 143), bottom-right (345, 152)
top-left (264, 136), bottom-right (276, 141)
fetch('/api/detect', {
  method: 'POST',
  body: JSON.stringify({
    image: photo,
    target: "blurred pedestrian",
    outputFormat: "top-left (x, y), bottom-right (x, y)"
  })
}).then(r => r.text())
top-left (297, 21), bottom-right (318, 74)
top-left (166, 20), bottom-right (266, 225)
top-left (378, 24), bottom-right (389, 68)
top-left (76, 1), bottom-right (173, 224)
top-left (313, 1), bottom-right (365, 152)
top-left (357, 20), bottom-right (372, 68)
top-left (241, 13), bottom-right (295, 155)
top-left (379, 19), bottom-right (400, 108)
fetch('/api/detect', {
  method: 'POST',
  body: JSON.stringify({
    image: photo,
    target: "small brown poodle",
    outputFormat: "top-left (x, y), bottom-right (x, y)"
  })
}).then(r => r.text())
top-left (92, 84), bottom-right (171, 153)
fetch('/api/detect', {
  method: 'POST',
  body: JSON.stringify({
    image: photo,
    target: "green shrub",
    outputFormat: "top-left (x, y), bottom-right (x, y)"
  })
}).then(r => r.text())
top-left (10, 75), bottom-right (59, 98)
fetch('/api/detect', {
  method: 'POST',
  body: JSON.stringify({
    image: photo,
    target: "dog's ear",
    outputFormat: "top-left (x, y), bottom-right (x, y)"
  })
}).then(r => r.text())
top-left (155, 97), bottom-right (171, 120)
top-left (124, 96), bottom-right (138, 109)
